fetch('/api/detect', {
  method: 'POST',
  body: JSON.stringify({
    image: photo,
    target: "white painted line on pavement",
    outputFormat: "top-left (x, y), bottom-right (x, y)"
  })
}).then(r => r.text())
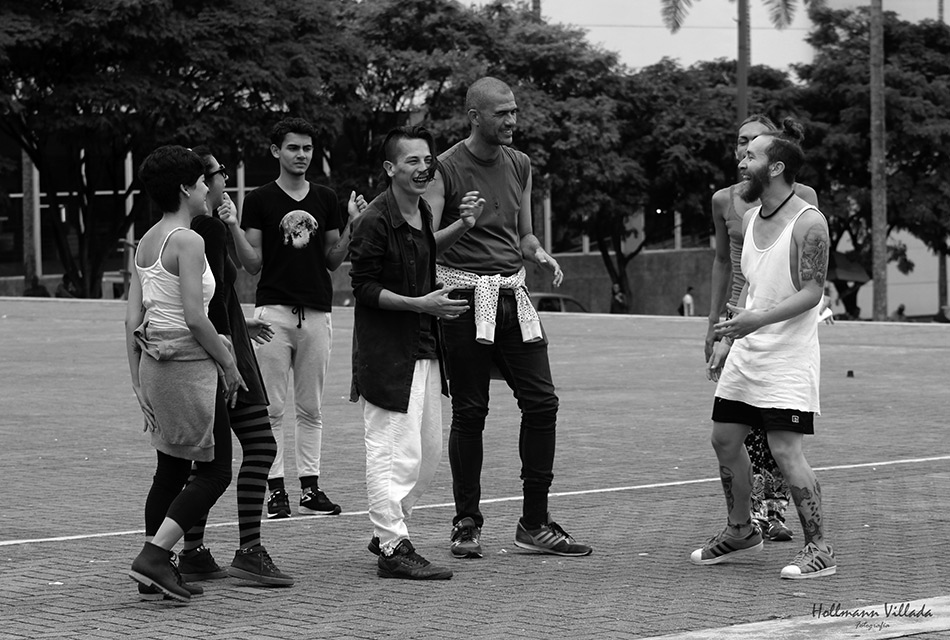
top-left (637, 596), bottom-right (950, 640)
top-left (3, 454), bottom-right (948, 547)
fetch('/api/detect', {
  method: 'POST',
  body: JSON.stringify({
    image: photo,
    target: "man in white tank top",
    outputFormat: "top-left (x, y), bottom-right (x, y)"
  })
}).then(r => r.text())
top-left (706, 115), bottom-right (820, 543)
top-left (692, 119), bottom-right (836, 580)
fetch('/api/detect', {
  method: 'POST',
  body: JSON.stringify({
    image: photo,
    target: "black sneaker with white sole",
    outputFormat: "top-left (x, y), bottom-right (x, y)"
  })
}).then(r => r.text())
top-left (299, 487), bottom-right (341, 515)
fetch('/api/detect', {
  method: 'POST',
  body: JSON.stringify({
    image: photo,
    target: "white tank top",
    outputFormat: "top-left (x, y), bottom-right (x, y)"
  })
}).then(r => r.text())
top-left (715, 205), bottom-right (821, 413)
top-left (135, 227), bottom-right (215, 331)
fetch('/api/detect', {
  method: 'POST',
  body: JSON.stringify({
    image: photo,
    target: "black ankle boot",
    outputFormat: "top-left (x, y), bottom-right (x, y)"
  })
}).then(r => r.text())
top-left (129, 542), bottom-right (190, 602)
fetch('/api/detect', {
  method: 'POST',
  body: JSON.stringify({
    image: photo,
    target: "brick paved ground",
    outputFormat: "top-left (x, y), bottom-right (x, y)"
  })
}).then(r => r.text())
top-left (1, 299), bottom-right (948, 639)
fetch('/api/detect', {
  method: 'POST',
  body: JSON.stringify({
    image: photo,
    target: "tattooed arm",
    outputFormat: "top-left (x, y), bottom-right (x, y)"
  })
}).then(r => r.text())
top-left (716, 208), bottom-right (829, 339)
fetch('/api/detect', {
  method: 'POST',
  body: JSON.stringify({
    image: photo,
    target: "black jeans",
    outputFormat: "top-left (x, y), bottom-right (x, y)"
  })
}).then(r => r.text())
top-left (443, 290), bottom-right (558, 528)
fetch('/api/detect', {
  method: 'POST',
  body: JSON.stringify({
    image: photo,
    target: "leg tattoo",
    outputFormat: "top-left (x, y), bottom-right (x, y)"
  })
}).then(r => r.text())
top-left (720, 465), bottom-right (736, 516)
top-left (790, 480), bottom-right (823, 544)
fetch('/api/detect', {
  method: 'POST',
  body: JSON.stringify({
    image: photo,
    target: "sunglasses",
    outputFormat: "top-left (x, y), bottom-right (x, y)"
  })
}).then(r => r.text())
top-left (206, 165), bottom-right (228, 182)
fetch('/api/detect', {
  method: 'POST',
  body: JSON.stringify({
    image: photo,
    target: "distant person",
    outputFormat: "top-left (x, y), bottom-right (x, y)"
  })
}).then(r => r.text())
top-left (426, 76), bottom-right (592, 559)
top-left (223, 117), bottom-right (366, 519)
top-left (890, 304), bottom-right (907, 322)
top-left (681, 286), bottom-right (695, 316)
top-left (350, 125), bottom-right (479, 580)
top-left (698, 118), bottom-right (836, 579)
top-left (125, 145), bottom-right (243, 602)
top-left (179, 146), bottom-right (292, 588)
top-left (705, 113), bottom-right (820, 542)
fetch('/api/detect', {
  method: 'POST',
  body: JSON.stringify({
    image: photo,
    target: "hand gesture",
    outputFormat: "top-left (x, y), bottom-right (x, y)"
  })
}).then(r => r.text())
top-left (459, 191), bottom-right (486, 228)
top-left (420, 285), bottom-right (469, 320)
top-left (705, 339), bottom-right (731, 382)
top-left (348, 191), bottom-right (368, 222)
top-left (246, 317), bottom-right (274, 344)
top-left (218, 192), bottom-right (238, 227)
top-left (218, 334), bottom-right (248, 408)
top-left (535, 248), bottom-right (564, 287)
top-left (714, 303), bottom-right (763, 341)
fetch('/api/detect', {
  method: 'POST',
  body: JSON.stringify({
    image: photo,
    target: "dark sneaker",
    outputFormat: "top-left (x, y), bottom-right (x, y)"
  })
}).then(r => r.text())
top-left (780, 542), bottom-right (837, 579)
top-left (690, 525), bottom-right (763, 565)
top-left (178, 545), bottom-right (227, 581)
top-left (515, 518), bottom-right (592, 557)
top-left (267, 488), bottom-right (292, 519)
top-left (129, 542), bottom-right (190, 602)
top-left (228, 545), bottom-right (295, 586)
top-left (368, 536), bottom-right (381, 556)
top-left (377, 540), bottom-right (453, 580)
top-left (450, 517), bottom-right (483, 558)
top-left (139, 581), bottom-right (203, 601)
top-left (299, 487), bottom-right (341, 516)
top-left (765, 516), bottom-right (793, 542)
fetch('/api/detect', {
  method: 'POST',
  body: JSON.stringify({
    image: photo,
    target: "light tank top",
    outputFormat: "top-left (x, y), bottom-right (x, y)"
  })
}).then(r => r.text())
top-left (715, 206), bottom-right (821, 413)
top-left (135, 227), bottom-right (215, 331)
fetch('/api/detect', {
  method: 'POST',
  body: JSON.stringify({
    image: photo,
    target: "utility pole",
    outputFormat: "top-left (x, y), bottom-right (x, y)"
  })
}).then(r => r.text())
top-left (737, 0), bottom-right (750, 124)
top-left (869, 0), bottom-right (887, 320)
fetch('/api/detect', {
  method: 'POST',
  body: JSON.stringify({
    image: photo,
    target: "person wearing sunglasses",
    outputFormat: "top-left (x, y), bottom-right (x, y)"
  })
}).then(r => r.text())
top-left (126, 145), bottom-right (244, 602)
top-left (169, 146), bottom-right (294, 588)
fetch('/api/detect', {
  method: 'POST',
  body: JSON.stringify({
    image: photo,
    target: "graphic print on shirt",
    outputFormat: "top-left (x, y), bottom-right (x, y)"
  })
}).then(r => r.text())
top-left (280, 209), bottom-right (319, 249)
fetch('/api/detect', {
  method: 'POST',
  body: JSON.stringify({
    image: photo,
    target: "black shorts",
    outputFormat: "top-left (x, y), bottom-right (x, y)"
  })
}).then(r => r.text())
top-left (711, 397), bottom-right (815, 435)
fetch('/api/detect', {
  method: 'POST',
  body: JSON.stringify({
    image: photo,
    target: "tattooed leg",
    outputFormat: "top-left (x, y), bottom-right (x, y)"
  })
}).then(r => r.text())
top-left (789, 481), bottom-right (824, 545)
top-left (712, 422), bottom-right (753, 529)
top-left (767, 430), bottom-right (829, 548)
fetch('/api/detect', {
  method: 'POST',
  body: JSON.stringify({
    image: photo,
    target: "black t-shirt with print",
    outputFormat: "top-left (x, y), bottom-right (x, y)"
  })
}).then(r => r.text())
top-left (241, 181), bottom-right (342, 310)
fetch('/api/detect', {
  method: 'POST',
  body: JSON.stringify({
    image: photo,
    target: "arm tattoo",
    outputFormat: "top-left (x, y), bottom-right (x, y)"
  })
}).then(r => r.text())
top-left (800, 223), bottom-right (829, 287)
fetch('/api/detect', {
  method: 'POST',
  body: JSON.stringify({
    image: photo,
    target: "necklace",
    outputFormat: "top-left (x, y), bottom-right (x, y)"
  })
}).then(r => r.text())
top-left (759, 190), bottom-right (795, 220)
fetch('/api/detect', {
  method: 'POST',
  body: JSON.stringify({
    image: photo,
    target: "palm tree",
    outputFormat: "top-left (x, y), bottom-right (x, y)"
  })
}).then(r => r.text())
top-left (661, 0), bottom-right (824, 124)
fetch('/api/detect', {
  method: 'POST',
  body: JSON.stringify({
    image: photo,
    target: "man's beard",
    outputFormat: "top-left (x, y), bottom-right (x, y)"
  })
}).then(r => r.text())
top-left (738, 165), bottom-right (769, 203)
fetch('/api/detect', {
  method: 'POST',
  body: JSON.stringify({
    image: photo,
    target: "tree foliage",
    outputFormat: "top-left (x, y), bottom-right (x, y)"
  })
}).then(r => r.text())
top-left (1, 0), bottom-right (948, 312)
top-left (794, 6), bottom-right (950, 312)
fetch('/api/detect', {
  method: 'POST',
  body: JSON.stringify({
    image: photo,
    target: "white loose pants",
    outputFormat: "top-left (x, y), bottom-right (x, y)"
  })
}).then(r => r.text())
top-left (363, 358), bottom-right (443, 554)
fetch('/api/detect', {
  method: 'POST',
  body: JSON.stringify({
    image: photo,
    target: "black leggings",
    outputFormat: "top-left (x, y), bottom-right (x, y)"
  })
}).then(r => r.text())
top-left (144, 390), bottom-right (232, 536)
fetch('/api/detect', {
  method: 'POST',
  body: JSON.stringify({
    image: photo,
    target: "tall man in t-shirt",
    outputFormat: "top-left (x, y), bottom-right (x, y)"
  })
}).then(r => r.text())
top-left (426, 77), bottom-right (592, 559)
top-left (222, 117), bottom-right (365, 518)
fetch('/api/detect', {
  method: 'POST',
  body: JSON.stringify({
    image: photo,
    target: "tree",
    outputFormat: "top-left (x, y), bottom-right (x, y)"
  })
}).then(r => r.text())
top-left (0, 0), bottom-right (359, 297)
top-left (660, 0), bottom-right (825, 124)
top-left (794, 6), bottom-right (950, 316)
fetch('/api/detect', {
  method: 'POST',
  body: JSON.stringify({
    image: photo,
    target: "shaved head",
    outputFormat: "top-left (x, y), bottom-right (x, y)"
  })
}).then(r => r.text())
top-left (466, 77), bottom-right (513, 112)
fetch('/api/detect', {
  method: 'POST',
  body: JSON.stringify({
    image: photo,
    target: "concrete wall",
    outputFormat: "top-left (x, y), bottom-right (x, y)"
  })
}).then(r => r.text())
top-left (231, 247), bottom-right (715, 317)
top-left (1, 248), bottom-right (715, 317)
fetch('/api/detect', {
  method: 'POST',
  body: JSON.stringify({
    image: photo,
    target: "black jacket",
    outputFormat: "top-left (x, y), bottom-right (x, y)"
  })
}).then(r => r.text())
top-left (348, 187), bottom-right (448, 412)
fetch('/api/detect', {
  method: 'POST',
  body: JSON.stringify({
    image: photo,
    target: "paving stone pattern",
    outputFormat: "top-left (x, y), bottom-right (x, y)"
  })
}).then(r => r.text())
top-left (1, 299), bottom-right (948, 639)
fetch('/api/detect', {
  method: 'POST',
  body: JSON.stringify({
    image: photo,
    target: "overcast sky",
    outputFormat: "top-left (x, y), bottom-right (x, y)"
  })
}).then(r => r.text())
top-left (468, 0), bottom-right (942, 71)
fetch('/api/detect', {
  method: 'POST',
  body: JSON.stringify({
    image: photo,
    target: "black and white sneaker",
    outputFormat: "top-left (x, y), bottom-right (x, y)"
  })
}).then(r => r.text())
top-left (266, 488), bottom-right (291, 519)
top-left (299, 487), bottom-right (341, 515)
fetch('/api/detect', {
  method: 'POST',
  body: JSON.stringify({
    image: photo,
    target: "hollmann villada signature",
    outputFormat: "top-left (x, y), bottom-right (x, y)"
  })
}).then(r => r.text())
top-left (812, 601), bottom-right (934, 625)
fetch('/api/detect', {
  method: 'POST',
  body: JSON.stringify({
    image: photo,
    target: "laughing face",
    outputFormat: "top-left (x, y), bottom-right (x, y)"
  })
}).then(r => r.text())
top-left (474, 90), bottom-right (518, 146)
top-left (385, 138), bottom-right (434, 197)
top-left (737, 135), bottom-right (774, 203)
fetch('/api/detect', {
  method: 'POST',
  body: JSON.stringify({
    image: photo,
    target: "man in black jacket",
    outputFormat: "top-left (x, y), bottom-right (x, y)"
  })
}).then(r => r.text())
top-left (349, 125), bottom-right (482, 580)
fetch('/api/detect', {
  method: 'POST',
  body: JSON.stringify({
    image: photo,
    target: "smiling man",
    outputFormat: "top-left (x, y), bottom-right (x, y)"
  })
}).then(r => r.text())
top-left (426, 76), bottom-right (592, 560)
top-left (694, 118), bottom-right (836, 580)
top-left (349, 125), bottom-right (481, 580)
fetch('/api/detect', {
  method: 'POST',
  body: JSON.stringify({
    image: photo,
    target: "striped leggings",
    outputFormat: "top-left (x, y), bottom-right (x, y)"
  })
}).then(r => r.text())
top-left (184, 403), bottom-right (277, 551)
